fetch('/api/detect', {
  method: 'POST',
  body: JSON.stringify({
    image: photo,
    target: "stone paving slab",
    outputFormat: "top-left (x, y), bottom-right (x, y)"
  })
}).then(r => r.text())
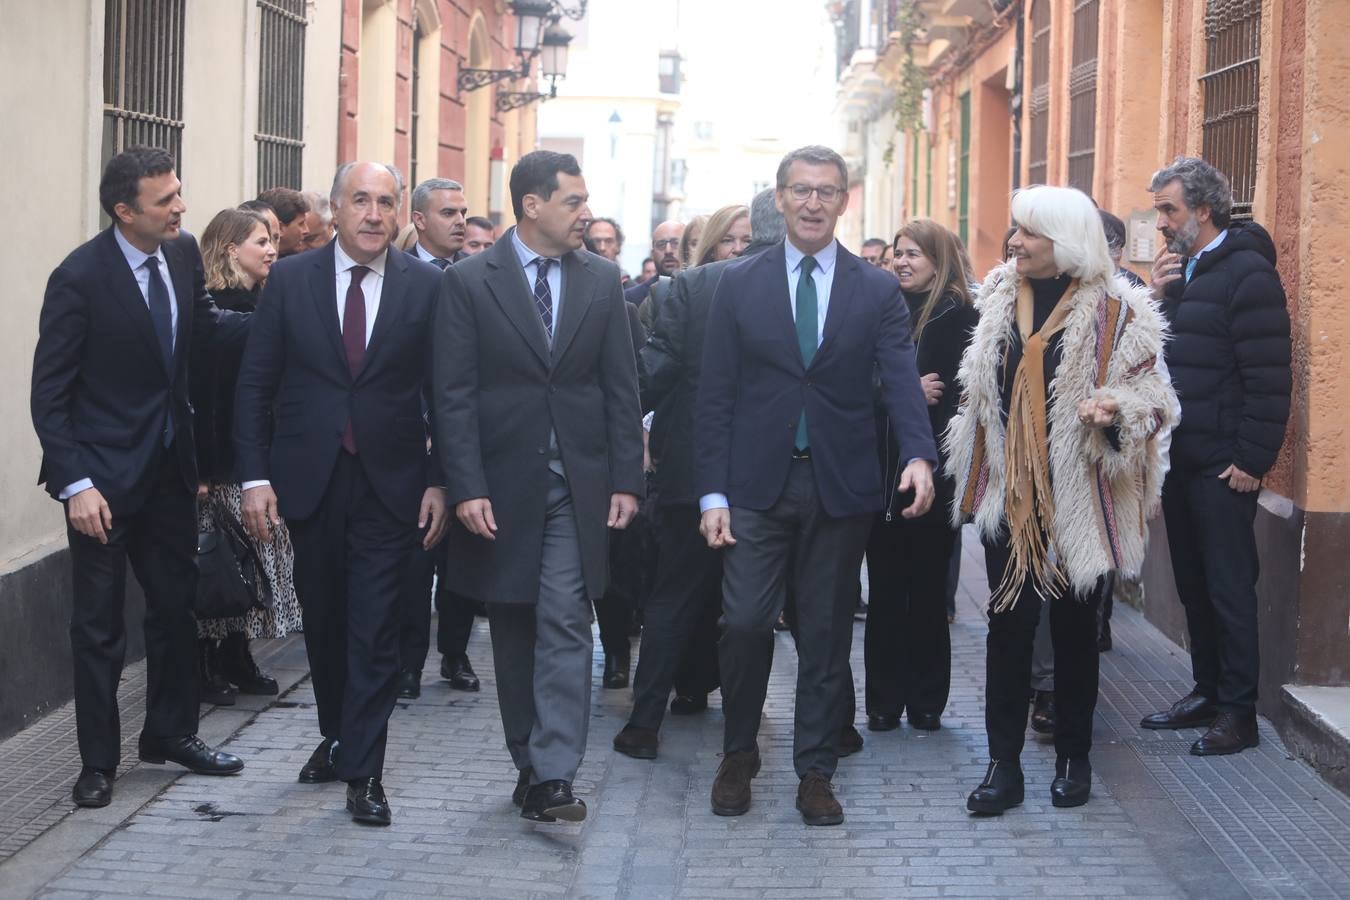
top-left (6, 529), bottom-right (1350, 899)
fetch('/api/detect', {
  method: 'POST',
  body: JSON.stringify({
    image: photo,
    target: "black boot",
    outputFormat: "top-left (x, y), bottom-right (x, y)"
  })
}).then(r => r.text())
top-left (1050, 756), bottom-right (1092, 808)
top-left (603, 654), bottom-right (630, 689)
top-left (966, 760), bottom-right (1024, 815)
top-left (198, 639), bottom-right (237, 706)
top-left (1030, 690), bottom-right (1056, 735)
top-left (218, 633), bottom-right (279, 695)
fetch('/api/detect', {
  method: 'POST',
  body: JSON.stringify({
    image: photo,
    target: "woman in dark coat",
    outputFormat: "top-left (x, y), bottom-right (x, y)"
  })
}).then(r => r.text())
top-left (191, 208), bottom-right (300, 704)
top-left (863, 218), bottom-right (978, 732)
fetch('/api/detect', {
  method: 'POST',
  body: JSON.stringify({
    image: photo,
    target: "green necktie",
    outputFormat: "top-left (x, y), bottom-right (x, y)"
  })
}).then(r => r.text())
top-left (795, 256), bottom-right (818, 450)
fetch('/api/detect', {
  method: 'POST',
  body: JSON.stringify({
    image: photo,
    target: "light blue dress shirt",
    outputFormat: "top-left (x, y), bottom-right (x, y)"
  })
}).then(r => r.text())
top-left (512, 228), bottom-right (563, 343)
top-left (1185, 229), bottom-right (1228, 282)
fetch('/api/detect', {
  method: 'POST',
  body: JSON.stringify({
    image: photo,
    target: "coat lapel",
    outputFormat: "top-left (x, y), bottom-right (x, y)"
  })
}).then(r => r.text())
top-left (356, 247), bottom-right (404, 379)
top-left (813, 244), bottom-right (858, 365)
top-left (483, 232), bottom-right (550, 368)
top-left (551, 250), bottom-right (596, 366)
top-left (307, 243), bottom-right (348, 377)
top-left (164, 239), bottom-right (194, 379)
top-left (99, 229), bottom-right (171, 378)
top-left (756, 243), bottom-right (804, 371)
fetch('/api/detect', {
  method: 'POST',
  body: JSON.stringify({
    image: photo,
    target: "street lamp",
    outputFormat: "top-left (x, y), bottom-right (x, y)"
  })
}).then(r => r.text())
top-left (457, 0), bottom-right (555, 93)
top-left (496, 25), bottom-right (572, 112)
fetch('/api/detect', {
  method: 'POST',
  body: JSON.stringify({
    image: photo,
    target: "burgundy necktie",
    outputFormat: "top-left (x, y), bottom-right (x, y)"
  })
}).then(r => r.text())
top-left (341, 265), bottom-right (369, 453)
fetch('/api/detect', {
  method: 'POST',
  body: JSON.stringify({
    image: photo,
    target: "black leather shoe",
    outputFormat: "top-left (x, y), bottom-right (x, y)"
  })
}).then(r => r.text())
top-left (867, 713), bottom-right (901, 732)
top-left (512, 767), bottom-right (533, 807)
top-left (396, 669), bottom-right (421, 700)
top-left (909, 712), bottom-right (942, 731)
top-left (298, 738), bottom-right (339, 784)
top-left (346, 777), bottom-right (391, 825)
top-left (72, 767), bottom-right (114, 808)
top-left (217, 633), bottom-right (279, 695)
top-left (1141, 689), bottom-right (1218, 730)
top-left (1050, 756), bottom-right (1092, 808)
top-left (670, 694), bottom-right (708, 715)
top-left (602, 655), bottom-right (630, 689)
top-left (440, 654), bottom-right (480, 692)
top-left (1030, 691), bottom-right (1056, 735)
top-left (521, 780), bottom-right (587, 823)
top-left (138, 735), bottom-right (243, 775)
top-left (1191, 710), bottom-right (1259, 756)
top-left (837, 724), bottom-right (864, 757)
top-left (613, 725), bottom-right (659, 759)
top-left (966, 760), bottom-right (1025, 815)
top-left (198, 639), bottom-right (237, 706)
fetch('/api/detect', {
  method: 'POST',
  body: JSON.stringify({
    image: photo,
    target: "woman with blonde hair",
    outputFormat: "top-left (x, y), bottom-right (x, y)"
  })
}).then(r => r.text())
top-left (946, 186), bottom-right (1177, 814)
top-left (863, 218), bottom-right (978, 735)
top-left (691, 205), bottom-right (752, 268)
top-left (678, 215), bottom-right (708, 269)
top-left (192, 208), bottom-right (301, 706)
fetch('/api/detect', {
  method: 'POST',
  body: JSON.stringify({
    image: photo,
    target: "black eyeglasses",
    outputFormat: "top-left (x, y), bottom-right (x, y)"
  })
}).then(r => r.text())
top-left (653, 238), bottom-right (681, 250)
top-left (783, 183), bottom-right (843, 203)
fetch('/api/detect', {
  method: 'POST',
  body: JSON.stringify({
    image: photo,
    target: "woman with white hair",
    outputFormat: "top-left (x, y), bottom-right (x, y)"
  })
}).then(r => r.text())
top-left (946, 186), bottom-right (1177, 815)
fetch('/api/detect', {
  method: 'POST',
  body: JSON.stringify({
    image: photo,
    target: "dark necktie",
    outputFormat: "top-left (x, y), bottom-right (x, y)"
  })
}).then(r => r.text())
top-left (431, 257), bottom-right (450, 270)
top-left (144, 257), bottom-right (176, 447)
top-left (533, 257), bottom-right (555, 340)
top-left (341, 265), bottom-right (369, 453)
top-left (795, 256), bottom-right (818, 450)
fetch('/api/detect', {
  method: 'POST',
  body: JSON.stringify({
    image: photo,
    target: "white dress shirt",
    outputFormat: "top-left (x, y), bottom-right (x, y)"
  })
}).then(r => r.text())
top-left (413, 242), bottom-right (447, 266)
top-left (242, 242), bottom-right (389, 492)
top-left (61, 228), bottom-right (182, 500)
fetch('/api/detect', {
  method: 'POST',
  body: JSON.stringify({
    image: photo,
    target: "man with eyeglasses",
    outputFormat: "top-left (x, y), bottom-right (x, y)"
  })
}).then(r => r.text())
top-left (624, 220), bottom-right (685, 306)
top-left (696, 145), bottom-right (936, 826)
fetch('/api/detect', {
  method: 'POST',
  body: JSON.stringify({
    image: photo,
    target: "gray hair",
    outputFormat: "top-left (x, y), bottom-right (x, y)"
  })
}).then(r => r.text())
top-left (749, 188), bottom-right (787, 243)
top-left (330, 161), bottom-right (406, 209)
top-left (301, 190), bottom-right (332, 226)
top-left (411, 177), bottom-right (465, 214)
top-left (775, 145), bottom-right (848, 191)
top-left (1149, 156), bottom-right (1233, 229)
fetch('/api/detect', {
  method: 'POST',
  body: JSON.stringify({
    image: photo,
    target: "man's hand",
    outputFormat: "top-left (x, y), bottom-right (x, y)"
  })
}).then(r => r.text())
top-left (898, 459), bottom-right (934, 519)
top-left (1151, 249), bottom-right (1183, 300)
top-left (608, 493), bottom-right (640, 529)
top-left (920, 372), bottom-right (944, 407)
top-left (242, 484), bottom-right (280, 542)
top-left (67, 487), bottom-right (113, 544)
top-left (1076, 395), bottom-right (1120, 428)
top-left (699, 508), bottom-right (736, 548)
top-left (419, 487), bottom-right (448, 549)
top-left (456, 498), bottom-right (497, 540)
top-left (1219, 464), bottom-right (1261, 493)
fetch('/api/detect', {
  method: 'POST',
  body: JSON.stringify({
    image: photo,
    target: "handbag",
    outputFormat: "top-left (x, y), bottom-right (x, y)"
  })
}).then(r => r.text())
top-left (195, 508), bottom-right (275, 619)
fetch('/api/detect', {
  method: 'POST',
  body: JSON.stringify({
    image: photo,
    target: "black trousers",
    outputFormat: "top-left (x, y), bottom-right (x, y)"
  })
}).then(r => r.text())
top-left (983, 536), bottom-right (1101, 762)
top-left (66, 447), bottom-right (199, 771)
top-left (287, 451), bottom-right (416, 781)
top-left (628, 504), bottom-right (723, 730)
top-left (863, 511), bottom-right (956, 719)
top-left (719, 460), bottom-right (872, 777)
top-left (397, 543), bottom-right (476, 674)
top-left (595, 510), bottom-right (649, 661)
top-left (1161, 469), bottom-right (1261, 712)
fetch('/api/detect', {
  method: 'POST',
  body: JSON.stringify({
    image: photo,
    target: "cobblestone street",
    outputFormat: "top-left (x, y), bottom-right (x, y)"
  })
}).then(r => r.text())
top-left (5, 533), bottom-right (1350, 899)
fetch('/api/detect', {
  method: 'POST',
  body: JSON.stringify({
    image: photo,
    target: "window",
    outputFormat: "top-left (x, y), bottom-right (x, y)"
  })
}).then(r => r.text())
top-left (958, 92), bottom-right (971, 245)
top-left (1201, 0), bottom-right (1260, 220)
top-left (256, 0), bottom-right (307, 190)
top-left (102, 0), bottom-right (186, 171)
top-left (410, 21), bottom-right (422, 188)
top-left (1067, 0), bottom-right (1099, 194)
top-left (1026, 0), bottom-right (1051, 186)
top-left (911, 132), bottom-right (919, 219)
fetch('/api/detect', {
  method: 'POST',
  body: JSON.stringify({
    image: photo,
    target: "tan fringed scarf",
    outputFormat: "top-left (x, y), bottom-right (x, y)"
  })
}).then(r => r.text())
top-left (991, 278), bottom-right (1079, 612)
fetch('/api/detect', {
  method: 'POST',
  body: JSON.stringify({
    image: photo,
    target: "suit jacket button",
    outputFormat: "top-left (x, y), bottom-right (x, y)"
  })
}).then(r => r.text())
top-left (537, 447), bottom-right (546, 455)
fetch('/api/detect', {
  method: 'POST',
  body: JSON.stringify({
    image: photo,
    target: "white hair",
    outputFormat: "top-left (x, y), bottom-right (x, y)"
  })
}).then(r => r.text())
top-left (1010, 186), bottom-right (1114, 283)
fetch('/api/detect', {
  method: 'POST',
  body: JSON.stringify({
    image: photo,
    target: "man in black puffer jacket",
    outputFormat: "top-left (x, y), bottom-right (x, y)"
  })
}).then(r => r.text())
top-left (1139, 157), bottom-right (1291, 757)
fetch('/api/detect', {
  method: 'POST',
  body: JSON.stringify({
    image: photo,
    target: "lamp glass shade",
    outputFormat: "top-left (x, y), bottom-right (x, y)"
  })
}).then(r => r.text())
top-left (510, 0), bottom-right (553, 54)
top-left (540, 26), bottom-right (572, 79)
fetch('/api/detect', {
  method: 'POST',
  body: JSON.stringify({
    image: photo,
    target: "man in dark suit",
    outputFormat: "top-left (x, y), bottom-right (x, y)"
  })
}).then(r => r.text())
top-left (395, 177), bottom-right (480, 700)
top-left (434, 150), bottom-right (644, 824)
top-left (31, 146), bottom-right (248, 809)
top-left (612, 189), bottom-right (786, 759)
top-left (235, 161), bottom-right (448, 826)
top-left (696, 146), bottom-right (936, 826)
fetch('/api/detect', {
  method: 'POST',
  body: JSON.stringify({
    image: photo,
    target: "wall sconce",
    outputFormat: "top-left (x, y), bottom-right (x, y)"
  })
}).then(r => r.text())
top-left (496, 25), bottom-right (572, 112)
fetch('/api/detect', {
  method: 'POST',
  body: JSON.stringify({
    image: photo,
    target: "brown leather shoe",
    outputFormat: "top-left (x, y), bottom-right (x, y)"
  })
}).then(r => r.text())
top-left (710, 748), bottom-right (760, 816)
top-left (1140, 689), bottom-right (1218, 730)
top-left (837, 724), bottom-right (864, 757)
top-left (1190, 710), bottom-right (1259, 756)
top-left (796, 772), bottom-right (843, 826)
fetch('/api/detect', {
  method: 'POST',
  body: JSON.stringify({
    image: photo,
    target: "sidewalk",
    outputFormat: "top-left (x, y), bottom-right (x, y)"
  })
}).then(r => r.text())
top-left (4, 531), bottom-right (1350, 899)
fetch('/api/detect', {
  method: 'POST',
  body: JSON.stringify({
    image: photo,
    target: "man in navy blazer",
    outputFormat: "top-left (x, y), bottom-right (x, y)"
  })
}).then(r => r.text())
top-left (696, 146), bottom-right (936, 826)
top-left (31, 147), bottom-right (250, 809)
top-left (235, 162), bottom-right (447, 826)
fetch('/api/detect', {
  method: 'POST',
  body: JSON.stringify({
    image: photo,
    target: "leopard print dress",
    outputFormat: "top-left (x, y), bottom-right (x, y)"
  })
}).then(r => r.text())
top-left (196, 482), bottom-right (302, 640)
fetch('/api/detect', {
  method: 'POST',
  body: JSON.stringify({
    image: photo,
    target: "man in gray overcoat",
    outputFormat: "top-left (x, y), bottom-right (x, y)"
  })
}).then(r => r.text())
top-left (433, 150), bottom-right (644, 823)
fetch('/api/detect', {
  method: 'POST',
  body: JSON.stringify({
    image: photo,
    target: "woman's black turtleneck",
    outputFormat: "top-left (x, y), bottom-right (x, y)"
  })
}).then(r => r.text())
top-left (998, 273), bottom-right (1073, 421)
top-left (191, 283), bottom-right (262, 481)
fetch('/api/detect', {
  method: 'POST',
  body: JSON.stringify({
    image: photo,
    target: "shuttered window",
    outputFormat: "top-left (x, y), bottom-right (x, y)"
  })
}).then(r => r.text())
top-left (102, 0), bottom-right (186, 170)
top-left (958, 92), bottom-right (971, 245)
top-left (256, 0), bottom-right (307, 191)
top-left (1067, 0), bottom-right (1099, 194)
top-left (1201, 0), bottom-right (1260, 220)
top-left (1026, 0), bottom-right (1051, 186)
